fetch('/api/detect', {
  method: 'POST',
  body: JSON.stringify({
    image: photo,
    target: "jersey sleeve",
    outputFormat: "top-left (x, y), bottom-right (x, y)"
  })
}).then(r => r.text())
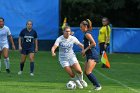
top-left (54, 37), bottom-right (61, 46)
top-left (73, 37), bottom-right (80, 45)
top-left (7, 27), bottom-right (11, 36)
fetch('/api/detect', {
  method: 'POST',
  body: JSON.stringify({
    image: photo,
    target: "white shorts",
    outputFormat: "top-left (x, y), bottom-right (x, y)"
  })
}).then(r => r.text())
top-left (0, 44), bottom-right (9, 51)
top-left (59, 56), bottom-right (79, 68)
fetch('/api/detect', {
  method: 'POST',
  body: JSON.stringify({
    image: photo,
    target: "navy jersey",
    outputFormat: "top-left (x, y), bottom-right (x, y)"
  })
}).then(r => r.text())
top-left (83, 31), bottom-right (99, 62)
top-left (19, 28), bottom-right (37, 50)
top-left (83, 31), bottom-right (93, 54)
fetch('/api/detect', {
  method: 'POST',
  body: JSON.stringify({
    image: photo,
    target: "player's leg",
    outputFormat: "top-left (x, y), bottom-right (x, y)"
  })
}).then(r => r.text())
top-left (70, 57), bottom-right (87, 87)
top-left (2, 48), bottom-right (10, 73)
top-left (29, 53), bottom-right (35, 76)
top-left (60, 61), bottom-right (83, 89)
top-left (0, 51), bottom-right (2, 71)
top-left (64, 66), bottom-right (83, 89)
top-left (72, 63), bottom-right (88, 87)
top-left (85, 59), bottom-right (101, 90)
top-left (18, 53), bottom-right (27, 75)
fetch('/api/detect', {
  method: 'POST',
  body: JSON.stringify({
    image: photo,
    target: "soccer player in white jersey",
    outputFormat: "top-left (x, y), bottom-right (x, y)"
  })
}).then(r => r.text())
top-left (51, 26), bottom-right (87, 89)
top-left (0, 17), bottom-right (16, 73)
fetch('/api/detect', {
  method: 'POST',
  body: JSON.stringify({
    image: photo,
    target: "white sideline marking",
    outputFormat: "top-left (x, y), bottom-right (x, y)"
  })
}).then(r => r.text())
top-left (79, 61), bottom-right (140, 93)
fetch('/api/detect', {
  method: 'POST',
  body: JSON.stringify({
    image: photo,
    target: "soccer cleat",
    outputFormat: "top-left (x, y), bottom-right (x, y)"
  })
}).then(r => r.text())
top-left (95, 86), bottom-right (102, 91)
top-left (30, 73), bottom-right (34, 76)
top-left (80, 80), bottom-right (88, 87)
top-left (6, 69), bottom-right (10, 73)
top-left (18, 71), bottom-right (22, 75)
top-left (75, 80), bottom-right (83, 89)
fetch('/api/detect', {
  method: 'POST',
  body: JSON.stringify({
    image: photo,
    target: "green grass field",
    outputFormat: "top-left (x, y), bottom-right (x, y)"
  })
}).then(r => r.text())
top-left (0, 51), bottom-right (140, 93)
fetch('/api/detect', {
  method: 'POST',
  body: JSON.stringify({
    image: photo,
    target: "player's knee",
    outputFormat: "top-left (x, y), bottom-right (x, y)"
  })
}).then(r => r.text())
top-left (84, 70), bottom-right (91, 75)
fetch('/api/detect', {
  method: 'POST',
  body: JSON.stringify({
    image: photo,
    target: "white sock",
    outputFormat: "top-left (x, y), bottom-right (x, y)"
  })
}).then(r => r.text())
top-left (71, 76), bottom-right (77, 81)
top-left (4, 58), bottom-right (10, 69)
top-left (77, 72), bottom-right (83, 81)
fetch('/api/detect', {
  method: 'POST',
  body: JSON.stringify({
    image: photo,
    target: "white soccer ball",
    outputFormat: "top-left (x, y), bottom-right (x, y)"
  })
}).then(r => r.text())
top-left (66, 81), bottom-right (76, 89)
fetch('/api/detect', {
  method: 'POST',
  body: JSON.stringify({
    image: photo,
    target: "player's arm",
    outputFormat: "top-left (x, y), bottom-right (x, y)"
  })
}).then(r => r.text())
top-left (9, 35), bottom-right (16, 50)
top-left (51, 38), bottom-right (60, 56)
top-left (35, 39), bottom-right (38, 52)
top-left (18, 37), bottom-right (22, 51)
top-left (51, 45), bottom-right (58, 56)
top-left (82, 33), bottom-right (96, 55)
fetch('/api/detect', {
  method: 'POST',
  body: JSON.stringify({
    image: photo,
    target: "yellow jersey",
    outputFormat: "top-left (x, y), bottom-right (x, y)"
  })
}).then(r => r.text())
top-left (98, 25), bottom-right (111, 43)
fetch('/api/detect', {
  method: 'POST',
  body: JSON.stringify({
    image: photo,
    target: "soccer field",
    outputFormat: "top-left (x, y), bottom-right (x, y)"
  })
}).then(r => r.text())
top-left (0, 51), bottom-right (140, 93)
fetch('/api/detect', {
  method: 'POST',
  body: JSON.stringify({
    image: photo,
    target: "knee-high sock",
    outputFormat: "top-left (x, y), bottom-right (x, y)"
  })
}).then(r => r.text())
top-left (30, 62), bottom-right (34, 73)
top-left (86, 73), bottom-right (100, 87)
top-left (4, 58), bottom-right (10, 69)
top-left (20, 62), bottom-right (24, 71)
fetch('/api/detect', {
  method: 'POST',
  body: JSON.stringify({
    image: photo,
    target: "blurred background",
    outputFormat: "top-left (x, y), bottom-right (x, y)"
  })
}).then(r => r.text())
top-left (0, 0), bottom-right (140, 53)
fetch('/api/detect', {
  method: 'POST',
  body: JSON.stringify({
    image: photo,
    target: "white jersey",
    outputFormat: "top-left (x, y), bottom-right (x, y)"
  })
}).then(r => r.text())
top-left (54, 35), bottom-right (80, 60)
top-left (0, 25), bottom-right (11, 45)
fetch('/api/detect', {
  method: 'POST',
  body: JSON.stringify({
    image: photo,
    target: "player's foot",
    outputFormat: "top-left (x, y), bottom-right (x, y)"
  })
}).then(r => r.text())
top-left (75, 80), bottom-right (83, 89)
top-left (18, 71), bottom-right (22, 75)
top-left (30, 73), bottom-right (34, 76)
top-left (6, 69), bottom-right (10, 73)
top-left (95, 86), bottom-right (102, 91)
top-left (80, 80), bottom-right (88, 87)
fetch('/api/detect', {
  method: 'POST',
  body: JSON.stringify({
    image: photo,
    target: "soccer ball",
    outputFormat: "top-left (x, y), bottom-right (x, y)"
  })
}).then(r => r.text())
top-left (66, 81), bottom-right (76, 89)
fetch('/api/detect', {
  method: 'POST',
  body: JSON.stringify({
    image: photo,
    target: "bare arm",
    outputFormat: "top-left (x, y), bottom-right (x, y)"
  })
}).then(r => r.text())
top-left (9, 35), bottom-right (16, 50)
top-left (84, 33), bottom-right (96, 52)
top-left (35, 39), bottom-right (38, 52)
top-left (51, 45), bottom-right (58, 56)
top-left (18, 37), bottom-right (22, 51)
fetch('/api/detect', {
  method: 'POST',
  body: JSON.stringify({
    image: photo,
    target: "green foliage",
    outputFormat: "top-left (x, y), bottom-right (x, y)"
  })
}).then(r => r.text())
top-left (61, 0), bottom-right (140, 27)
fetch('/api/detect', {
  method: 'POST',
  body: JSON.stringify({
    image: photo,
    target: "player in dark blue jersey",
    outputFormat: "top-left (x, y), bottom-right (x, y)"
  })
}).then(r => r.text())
top-left (18, 20), bottom-right (38, 76)
top-left (80, 19), bottom-right (102, 91)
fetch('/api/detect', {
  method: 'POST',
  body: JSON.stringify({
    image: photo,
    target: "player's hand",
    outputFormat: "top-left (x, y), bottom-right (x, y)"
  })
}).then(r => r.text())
top-left (35, 48), bottom-right (38, 53)
top-left (52, 52), bottom-right (56, 57)
top-left (81, 50), bottom-right (86, 57)
top-left (12, 45), bottom-right (16, 50)
top-left (19, 46), bottom-right (22, 51)
top-left (104, 44), bottom-right (107, 49)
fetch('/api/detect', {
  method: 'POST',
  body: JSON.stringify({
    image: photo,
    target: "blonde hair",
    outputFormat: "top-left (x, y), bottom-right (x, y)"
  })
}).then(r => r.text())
top-left (81, 19), bottom-right (93, 31)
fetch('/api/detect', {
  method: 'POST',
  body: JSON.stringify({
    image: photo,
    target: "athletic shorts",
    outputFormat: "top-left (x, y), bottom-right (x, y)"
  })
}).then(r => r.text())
top-left (85, 48), bottom-right (99, 63)
top-left (0, 44), bottom-right (9, 51)
top-left (21, 49), bottom-right (35, 55)
top-left (59, 56), bottom-right (78, 68)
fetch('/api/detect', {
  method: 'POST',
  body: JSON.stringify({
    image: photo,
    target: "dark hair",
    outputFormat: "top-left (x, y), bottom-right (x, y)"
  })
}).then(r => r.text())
top-left (0, 17), bottom-right (4, 22)
top-left (81, 19), bottom-right (92, 31)
top-left (26, 20), bottom-right (33, 25)
top-left (102, 17), bottom-right (110, 25)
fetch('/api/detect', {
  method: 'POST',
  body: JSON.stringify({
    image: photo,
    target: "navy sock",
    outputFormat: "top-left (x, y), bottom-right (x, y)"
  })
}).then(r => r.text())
top-left (86, 73), bottom-right (100, 87)
top-left (20, 63), bottom-right (24, 71)
top-left (30, 62), bottom-right (34, 73)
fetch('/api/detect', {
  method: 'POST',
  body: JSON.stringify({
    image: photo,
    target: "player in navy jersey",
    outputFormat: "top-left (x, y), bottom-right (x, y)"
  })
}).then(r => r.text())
top-left (18, 20), bottom-right (38, 76)
top-left (80, 19), bottom-right (102, 91)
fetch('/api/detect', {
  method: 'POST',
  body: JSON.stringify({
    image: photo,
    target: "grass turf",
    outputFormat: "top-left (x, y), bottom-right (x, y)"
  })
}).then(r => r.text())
top-left (0, 51), bottom-right (140, 93)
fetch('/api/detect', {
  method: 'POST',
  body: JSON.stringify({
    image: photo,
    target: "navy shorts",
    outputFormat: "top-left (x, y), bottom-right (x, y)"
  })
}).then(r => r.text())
top-left (21, 49), bottom-right (35, 55)
top-left (85, 48), bottom-right (99, 63)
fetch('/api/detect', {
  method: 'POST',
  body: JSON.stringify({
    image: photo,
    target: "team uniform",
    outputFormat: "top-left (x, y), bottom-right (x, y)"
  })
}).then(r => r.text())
top-left (0, 26), bottom-right (11, 51)
top-left (19, 28), bottom-right (37, 55)
top-left (83, 31), bottom-right (99, 62)
top-left (98, 25), bottom-right (111, 55)
top-left (54, 35), bottom-right (80, 68)
top-left (0, 25), bottom-right (11, 71)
